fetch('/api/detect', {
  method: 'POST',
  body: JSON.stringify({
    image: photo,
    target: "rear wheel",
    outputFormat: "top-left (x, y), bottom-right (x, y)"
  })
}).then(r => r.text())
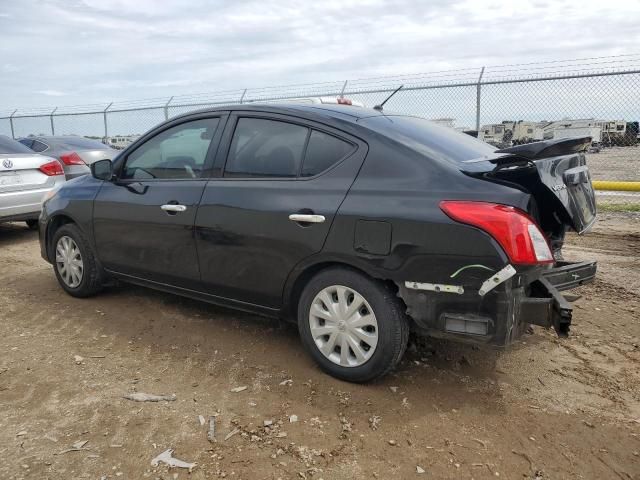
top-left (52, 224), bottom-right (103, 298)
top-left (297, 267), bottom-right (409, 382)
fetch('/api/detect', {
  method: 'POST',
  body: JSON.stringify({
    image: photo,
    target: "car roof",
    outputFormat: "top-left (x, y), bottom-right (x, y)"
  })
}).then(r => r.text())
top-left (31, 135), bottom-right (91, 141)
top-left (179, 103), bottom-right (389, 124)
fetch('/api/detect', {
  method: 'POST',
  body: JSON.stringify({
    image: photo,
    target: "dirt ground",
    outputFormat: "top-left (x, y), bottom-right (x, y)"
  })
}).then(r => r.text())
top-left (1, 213), bottom-right (639, 480)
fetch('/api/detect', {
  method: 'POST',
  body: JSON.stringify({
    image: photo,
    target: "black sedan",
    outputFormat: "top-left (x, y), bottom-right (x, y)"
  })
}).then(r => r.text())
top-left (38, 103), bottom-right (597, 382)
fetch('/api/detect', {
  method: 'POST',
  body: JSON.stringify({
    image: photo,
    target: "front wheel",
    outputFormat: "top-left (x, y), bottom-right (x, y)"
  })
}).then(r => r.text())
top-left (52, 224), bottom-right (103, 298)
top-left (297, 267), bottom-right (409, 382)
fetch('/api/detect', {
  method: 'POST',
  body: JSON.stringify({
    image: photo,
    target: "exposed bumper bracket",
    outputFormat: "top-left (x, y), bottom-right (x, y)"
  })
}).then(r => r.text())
top-left (542, 260), bottom-right (597, 291)
top-left (478, 264), bottom-right (517, 296)
top-left (521, 277), bottom-right (574, 336)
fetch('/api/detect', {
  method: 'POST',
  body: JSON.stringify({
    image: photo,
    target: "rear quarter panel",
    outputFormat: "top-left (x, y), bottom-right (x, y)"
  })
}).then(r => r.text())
top-left (284, 133), bottom-right (533, 301)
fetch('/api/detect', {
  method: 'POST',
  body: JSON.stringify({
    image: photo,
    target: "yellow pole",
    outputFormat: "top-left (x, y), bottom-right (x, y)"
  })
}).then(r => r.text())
top-left (592, 181), bottom-right (640, 192)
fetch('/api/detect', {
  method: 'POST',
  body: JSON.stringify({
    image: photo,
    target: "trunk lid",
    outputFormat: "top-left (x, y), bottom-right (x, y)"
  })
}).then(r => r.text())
top-left (0, 154), bottom-right (57, 193)
top-left (462, 137), bottom-right (597, 235)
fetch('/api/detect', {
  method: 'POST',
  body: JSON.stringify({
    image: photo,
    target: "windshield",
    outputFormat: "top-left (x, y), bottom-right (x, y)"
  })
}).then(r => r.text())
top-left (359, 115), bottom-right (497, 164)
top-left (0, 135), bottom-right (34, 154)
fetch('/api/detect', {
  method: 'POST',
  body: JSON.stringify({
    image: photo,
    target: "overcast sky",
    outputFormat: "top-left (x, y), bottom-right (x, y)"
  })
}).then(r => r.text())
top-left (1, 0), bottom-right (639, 111)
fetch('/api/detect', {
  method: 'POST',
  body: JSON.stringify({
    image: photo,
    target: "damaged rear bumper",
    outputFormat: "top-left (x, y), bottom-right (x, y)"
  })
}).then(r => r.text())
top-left (398, 260), bottom-right (597, 346)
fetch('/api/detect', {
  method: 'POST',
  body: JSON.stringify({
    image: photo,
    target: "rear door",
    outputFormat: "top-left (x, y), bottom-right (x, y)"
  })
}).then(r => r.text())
top-left (195, 112), bottom-right (367, 308)
top-left (93, 114), bottom-right (226, 289)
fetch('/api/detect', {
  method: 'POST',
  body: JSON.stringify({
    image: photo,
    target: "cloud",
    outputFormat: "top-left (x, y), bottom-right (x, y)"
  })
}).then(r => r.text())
top-left (35, 90), bottom-right (67, 96)
top-left (0, 0), bottom-right (638, 111)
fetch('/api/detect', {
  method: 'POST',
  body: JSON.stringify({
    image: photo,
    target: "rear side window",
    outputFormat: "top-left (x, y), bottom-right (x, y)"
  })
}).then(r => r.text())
top-left (31, 140), bottom-right (48, 152)
top-left (18, 138), bottom-right (34, 149)
top-left (301, 130), bottom-right (354, 177)
top-left (0, 135), bottom-right (34, 154)
top-left (224, 118), bottom-right (308, 178)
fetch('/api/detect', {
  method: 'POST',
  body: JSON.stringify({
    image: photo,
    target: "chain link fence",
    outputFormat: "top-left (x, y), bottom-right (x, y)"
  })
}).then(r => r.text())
top-left (2, 56), bottom-right (639, 211)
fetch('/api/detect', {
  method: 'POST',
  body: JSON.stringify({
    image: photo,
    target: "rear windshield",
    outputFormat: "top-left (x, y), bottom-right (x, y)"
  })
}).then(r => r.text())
top-left (359, 115), bottom-right (497, 164)
top-left (55, 137), bottom-right (108, 150)
top-left (0, 135), bottom-right (34, 154)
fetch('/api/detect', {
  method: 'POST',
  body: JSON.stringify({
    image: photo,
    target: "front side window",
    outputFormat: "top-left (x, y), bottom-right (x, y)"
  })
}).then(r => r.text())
top-left (224, 118), bottom-right (308, 178)
top-left (121, 118), bottom-right (219, 180)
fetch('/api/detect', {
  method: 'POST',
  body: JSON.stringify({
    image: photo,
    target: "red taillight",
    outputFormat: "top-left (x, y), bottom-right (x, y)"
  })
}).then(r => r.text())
top-left (39, 160), bottom-right (64, 176)
top-left (440, 201), bottom-right (554, 265)
top-left (337, 98), bottom-right (353, 105)
top-left (59, 151), bottom-right (85, 166)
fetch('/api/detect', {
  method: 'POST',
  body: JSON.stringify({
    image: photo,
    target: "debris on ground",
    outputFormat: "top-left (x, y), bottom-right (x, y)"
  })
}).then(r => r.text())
top-left (207, 416), bottom-right (216, 443)
top-left (230, 386), bottom-right (248, 393)
top-left (369, 415), bottom-right (381, 431)
top-left (57, 440), bottom-right (89, 454)
top-left (198, 415), bottom-right (206, 426)
top-left (150, 448), bottom-right (196, 472)
top-left (389, 386), bottom-right (398, 393)
top-left (225, 428), bottom-right (240, 441)
top-left (279, 379), bottom-right (293, 386)
top-left (73, 355), bottom-right (84, 364)
top-left (289, 415), bottom-right (298, 423)
top-left (122, 392), bottom-right (176, 402)
top-left (339, 416), bottom-right (352, 439)
top-left (416, 465), bottom-right (426, 474)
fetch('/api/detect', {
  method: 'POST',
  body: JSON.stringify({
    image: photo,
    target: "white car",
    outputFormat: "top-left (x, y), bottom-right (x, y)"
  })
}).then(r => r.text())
top-left (0, 135), bottom-right (65, 229)
top-left (254, 96), bottom-right (365, 107)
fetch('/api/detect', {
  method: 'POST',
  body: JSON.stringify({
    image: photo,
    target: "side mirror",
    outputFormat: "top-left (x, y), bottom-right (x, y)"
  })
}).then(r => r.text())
top-left (91, 159), bottom-right (113, 181)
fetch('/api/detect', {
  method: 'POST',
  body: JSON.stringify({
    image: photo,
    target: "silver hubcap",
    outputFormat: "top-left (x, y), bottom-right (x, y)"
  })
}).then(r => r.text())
top-left (55, 236), bottom-right (83, 288)
top-left (309, 285), bottom-right (379, 368)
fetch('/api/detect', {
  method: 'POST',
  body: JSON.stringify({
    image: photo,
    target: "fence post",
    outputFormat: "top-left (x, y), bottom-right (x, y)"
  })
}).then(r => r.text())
top-left (9, 109), bottom-right (17, 139)
top-left (475, 66), bottom-right (485, 132)
top-left (50, 107), bottom-right (57, 135)
top-left (340, 80), bottom-right (348, 98)
top-left (103, 102), bottom-right (112, 141)
top-left (239, 89), bottom-right (247, 104)
top-left (164, 96), bottom-right (173, 120)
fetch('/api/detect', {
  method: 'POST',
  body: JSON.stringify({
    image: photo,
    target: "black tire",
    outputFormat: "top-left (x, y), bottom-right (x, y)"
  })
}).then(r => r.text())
top-left (26, 219), bottom-right (39, 230)
top-left (297, 267), bottom-right (409, 383)
top-left (52, 223), bottom-right (103, 298)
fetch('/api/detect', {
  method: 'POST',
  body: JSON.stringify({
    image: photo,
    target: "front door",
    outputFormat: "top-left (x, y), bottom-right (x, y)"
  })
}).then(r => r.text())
top-left (93, 115), bottom-right (225, 289)
top-left (195, 113), bottom-right (366, 308)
